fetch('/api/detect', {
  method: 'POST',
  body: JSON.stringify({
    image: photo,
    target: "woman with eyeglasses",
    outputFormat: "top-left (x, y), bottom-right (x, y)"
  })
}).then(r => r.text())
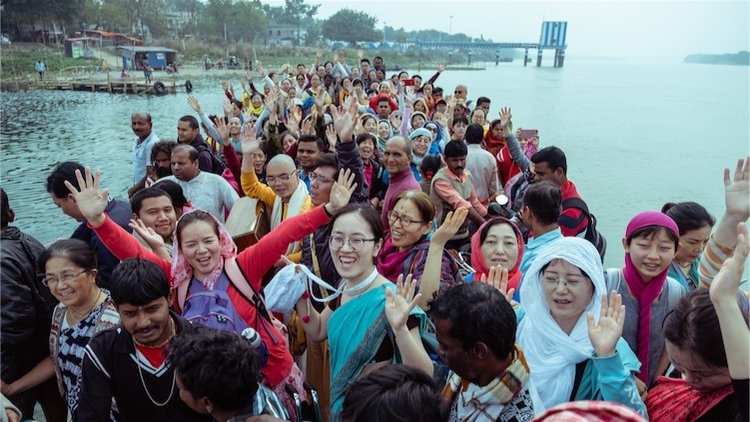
top-left (65, 165), bottom-right (355, 420)
top-left (294, 203), bottom-right (433, 421)
top-left (1, 239), bottom-right (120, 420)
top-left (516, 236), bottom-right (647, 418)
top-left (376, 191), bottom-right (464, 306)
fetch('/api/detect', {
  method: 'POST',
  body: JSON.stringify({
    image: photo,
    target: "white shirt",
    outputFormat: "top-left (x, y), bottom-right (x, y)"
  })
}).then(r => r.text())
top-left (132, 131), bottom-right (159, 183)
top-left (466, 144), bottom-right (499, 203)
top-left (156, 172), bottom-right (238, 223)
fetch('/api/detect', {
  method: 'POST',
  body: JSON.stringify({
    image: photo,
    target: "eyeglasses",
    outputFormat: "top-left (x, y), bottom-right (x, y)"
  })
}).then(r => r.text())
top-left (454, 90), bottom-right (463, 94)
top-left (43, 270), bottom-right (89, 287)
top-left (329, 236), bottom-right (376, 251)
top-left (387, 211), bottom-right (425, 228)
top-left (426, 127), bottom-right (438, 133)
top-left (541, 272), bottom-right (589, 288)
top-left (309, 172), bottom-right (334, 184)
top-left (266, 171), bottom-right (295, 184)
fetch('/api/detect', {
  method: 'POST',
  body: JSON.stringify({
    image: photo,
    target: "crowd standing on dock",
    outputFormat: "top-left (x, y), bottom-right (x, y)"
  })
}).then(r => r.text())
top-left (1, 50), bottom-right (749, 422)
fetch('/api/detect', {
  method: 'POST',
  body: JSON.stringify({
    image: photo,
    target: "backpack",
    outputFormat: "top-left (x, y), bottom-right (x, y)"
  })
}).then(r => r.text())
top-left (562, 197), bottom-right (607, 261)
top-left (195, 142), bottom-right (227, 175)
top-left (182, 273), bottom-right (251, 333)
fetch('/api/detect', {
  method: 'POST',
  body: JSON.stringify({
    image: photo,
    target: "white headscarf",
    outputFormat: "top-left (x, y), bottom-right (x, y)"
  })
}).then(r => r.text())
top-left (517, 237), bottom-right (606, 409)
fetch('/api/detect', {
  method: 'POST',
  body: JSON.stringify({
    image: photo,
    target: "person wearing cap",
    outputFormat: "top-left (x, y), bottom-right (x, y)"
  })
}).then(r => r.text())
top-left (465, 123), bottom-right (499, 205)
top-left (430, 140), bottom-right (488, 249)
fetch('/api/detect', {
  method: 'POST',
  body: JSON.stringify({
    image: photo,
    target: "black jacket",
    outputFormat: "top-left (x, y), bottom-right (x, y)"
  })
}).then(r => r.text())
top-left (77, 312), bottom-right (211, 422)
top-left (0, 227), bottom-right (57, 382)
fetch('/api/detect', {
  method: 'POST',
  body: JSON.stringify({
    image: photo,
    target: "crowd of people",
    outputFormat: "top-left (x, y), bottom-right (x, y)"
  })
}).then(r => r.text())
top-left (1, 51), bottom-right (748, 422)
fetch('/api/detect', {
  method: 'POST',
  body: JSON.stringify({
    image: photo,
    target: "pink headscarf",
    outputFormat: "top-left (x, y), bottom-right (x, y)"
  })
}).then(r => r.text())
top-left (623, 211), bottom-right (679, 384)
top-left (470, 218), bottom-right (525, 291)
top-left (171, 209), bottom-right (237, 290)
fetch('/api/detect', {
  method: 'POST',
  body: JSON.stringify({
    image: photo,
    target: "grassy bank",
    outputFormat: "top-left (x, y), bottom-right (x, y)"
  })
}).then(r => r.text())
top-left (1, 41), bottom-right (501, 81)
top-left (1, 44), bottom-right (100, 80)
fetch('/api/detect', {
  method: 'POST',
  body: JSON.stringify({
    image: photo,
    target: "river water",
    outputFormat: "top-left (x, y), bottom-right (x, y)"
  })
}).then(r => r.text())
top-left (2, 57), bottom-right (748, 268)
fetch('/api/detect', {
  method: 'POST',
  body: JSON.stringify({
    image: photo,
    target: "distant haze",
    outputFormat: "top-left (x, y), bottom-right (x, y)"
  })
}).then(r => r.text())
top-left (261, 0), bottom-right (749, 59)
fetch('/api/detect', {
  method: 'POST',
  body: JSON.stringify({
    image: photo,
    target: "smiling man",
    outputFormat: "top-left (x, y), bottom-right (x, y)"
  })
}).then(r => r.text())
top-left (130, 187), bottom-right (177, 257)
top-left (430, 140), bottom-right (487, 248)
top-left (78, 259), bottom-right (210, 421)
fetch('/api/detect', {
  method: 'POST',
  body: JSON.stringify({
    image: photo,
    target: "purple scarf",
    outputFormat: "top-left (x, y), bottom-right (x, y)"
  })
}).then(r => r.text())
top-left (623, 211), bottom-right (679, 384)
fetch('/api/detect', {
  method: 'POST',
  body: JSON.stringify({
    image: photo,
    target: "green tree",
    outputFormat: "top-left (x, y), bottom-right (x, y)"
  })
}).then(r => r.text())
top-left (322, 8), bottom-right (378, 45)
top-left (199, 0), bottom-right (265, 43)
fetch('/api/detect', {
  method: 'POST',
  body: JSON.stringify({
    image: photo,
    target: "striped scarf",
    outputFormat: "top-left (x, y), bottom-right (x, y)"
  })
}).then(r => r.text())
top-left (442, 345), bottom-right (530, 421)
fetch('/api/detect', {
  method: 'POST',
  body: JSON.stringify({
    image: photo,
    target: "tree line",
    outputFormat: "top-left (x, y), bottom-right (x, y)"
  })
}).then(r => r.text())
top-left (1, 0), bottom-right (484, 46)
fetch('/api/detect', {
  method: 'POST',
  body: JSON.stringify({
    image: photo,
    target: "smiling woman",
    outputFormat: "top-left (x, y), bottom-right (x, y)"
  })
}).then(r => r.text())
top-left (1, 239), bottom-right (120, 420)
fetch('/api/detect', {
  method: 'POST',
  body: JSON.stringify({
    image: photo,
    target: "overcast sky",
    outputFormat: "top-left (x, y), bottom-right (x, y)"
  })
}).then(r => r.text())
top-left (261, 0), bottom-right (749, 58)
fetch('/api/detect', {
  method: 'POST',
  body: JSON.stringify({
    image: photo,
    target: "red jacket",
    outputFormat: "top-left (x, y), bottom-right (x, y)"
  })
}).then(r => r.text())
top-left (559, 180), bottom-right (589, 237)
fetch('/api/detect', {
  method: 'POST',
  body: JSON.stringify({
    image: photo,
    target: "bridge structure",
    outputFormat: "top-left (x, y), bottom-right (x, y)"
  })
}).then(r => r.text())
top-left (415, 21), bottom-right (568, 68)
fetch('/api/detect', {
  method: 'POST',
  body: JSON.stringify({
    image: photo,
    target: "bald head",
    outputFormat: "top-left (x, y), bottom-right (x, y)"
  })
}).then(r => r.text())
top-left (266, 154), bottom-right (299, 201)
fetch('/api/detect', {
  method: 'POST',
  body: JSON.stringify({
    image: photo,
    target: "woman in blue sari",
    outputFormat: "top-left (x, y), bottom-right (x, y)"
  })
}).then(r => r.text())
top-left (295, 203), bottom-right (433, 421)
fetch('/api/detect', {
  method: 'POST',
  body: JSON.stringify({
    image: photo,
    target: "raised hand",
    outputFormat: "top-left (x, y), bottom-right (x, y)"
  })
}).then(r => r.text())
top-left (187, 95), bottom-right (202, 114)
top-left (431, 208), bottom-right (468, 245)
top-left (438, 63), bottom-right (447, 73)
top-left (215, 117), bottom-right (229, 144)
top-left (479, 265), bottom-right (515, 303)
top-left (325, 124), bottom-right (338, 149)
top-left (433, 111), bottom-right (448, 128)
top-left (326, 168), bottom-right (357, 212)
top-left (223, 100), bottom-right (233, 117)
top-left (64, 167), bottom-right (109, 227)
top-left (385, 274), bottom-right (422, 333)
top-left (587, 291), bottom-right (625, 357)
top-left (331, 96), bottom-right (358, 142)
top-left (129, 218), bottom-right (166, 250)
top-left (710, 222), bottom-right (749, 306)
top-left (314, 86), bottom-right (327, 108)
top-left (240, 122), bottom-right (259, 154)
top-left (499, 107), bottom-right (512, 130)
top-left (724, 157), bottom-right (750, 220)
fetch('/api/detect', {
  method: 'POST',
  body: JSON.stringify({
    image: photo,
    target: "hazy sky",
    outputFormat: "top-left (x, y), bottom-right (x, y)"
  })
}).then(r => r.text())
top-left (262, 0), bottom-right (749, 58)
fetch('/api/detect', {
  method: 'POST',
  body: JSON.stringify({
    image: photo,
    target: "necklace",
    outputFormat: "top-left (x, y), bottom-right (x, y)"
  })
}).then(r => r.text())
top-left (133, 318), bottom-right (176, 407)
top-left (68, 289), bottom-right (103, 321)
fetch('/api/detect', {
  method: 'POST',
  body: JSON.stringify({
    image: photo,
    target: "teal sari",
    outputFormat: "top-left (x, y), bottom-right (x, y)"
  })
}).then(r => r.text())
top-left (327, 283), bottom-right (427, 421)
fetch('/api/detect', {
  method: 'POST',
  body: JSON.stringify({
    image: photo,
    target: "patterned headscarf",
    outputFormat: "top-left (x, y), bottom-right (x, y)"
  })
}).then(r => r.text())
top-left (171, 209), bottom-right (237, 290)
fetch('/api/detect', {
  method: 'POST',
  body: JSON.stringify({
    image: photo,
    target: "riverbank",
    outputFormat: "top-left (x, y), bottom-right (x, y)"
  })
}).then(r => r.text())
top-left (1, 42), bottom-right (497, 84)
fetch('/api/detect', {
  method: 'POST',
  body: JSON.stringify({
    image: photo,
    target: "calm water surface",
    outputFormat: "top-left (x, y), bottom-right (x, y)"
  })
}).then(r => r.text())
top-left (2, 57), bottom-right (748, 269)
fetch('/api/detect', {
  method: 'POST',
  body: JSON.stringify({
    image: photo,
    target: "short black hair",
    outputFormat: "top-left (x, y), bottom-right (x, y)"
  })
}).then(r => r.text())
top-left (443, 140), bottom-right (467, 158)
top-left (430, 283), bottom-right (517, 361)
top-left (465, 123), bottom-right (484, 144)
top-left (130, 187), bottom-right (172, 216)
top-left (360, 58), bottom-right (370, 65)
top-left (531, 146), bottom-right (567, 175)
top-left (39, 238), bottom-right (97, 273)
top-left (168, 325), bottom-right (261, 413)
top-left (46, 161), bottom-right (84, 199)
top-left (342, 365), bottom-right (446, 422)
top-left (523, 181), bottom-right (562, 225)
top-left (452, 117), bottom-right (469, 127)
top-left (298, 134), bottom-right (327, 153)
top-left (476, 96), bottom-right (491, 106)
top-left (178, 115), bottom-right (199, 130)
top-left (315, 153), bottom-right (340, 178)
top-left (108, 259), bottom-right (170, 306)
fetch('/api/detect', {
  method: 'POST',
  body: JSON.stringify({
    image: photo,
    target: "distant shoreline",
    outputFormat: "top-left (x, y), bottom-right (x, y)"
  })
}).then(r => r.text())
top-left (684, 51), bottom-right (749, 66)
